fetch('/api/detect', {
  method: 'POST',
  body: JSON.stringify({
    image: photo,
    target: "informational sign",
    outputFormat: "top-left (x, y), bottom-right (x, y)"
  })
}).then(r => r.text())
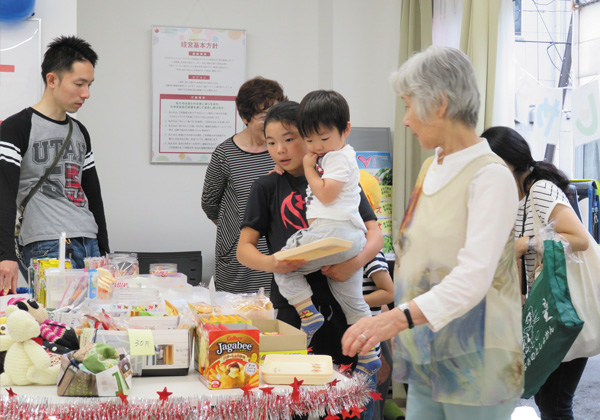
top-left (356, 151), bottom-right (394, 260)
top-left (572, 79), bottom-right (600, 148)
top-left (0, 19), bottom-right (42, 123)
top-left (151, 26), bottom-right (246, 163)
top-left (532, 84), bottom-right (562, 146)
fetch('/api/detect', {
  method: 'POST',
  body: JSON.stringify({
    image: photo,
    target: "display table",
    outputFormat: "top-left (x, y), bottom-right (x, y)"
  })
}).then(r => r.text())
top-left (0, 369), bottom-right (371, 420)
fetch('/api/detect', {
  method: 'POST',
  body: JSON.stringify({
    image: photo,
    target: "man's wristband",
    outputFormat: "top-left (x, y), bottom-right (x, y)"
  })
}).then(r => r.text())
top-left (397, 302), bottom-right (414, 329)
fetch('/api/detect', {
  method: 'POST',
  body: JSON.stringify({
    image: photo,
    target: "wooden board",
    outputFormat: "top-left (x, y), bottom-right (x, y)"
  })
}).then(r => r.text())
top-left (273, 237), bottom-right (353, 261)
top-left (261, 354), bottom-right (333, 385)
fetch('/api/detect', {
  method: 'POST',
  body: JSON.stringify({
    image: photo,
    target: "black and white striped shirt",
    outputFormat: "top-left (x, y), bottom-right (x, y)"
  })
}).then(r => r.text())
top-left (516, 180), bottom-right (571, 288)
top-left (362, 251), bottom-right (389, 357)
top-left (362, 251), bottom-right (389, 316)
top-left (201, 137), bottom-right (274, 294)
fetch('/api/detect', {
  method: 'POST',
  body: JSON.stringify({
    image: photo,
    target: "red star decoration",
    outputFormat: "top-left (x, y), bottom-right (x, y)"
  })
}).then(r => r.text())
top-left (290, 377), bottom-right (304, 401)
top-left (240, 384), bottom-right (255, 397)
top-left (117, 390), bottom-right (128, 404)
top-left (340, 408), bottom-right (353, 419)
top-left (369, 390), bottom-right (383, 401)
top-left (307, 347), bottom-right (313, 353)
top-left (339, 363), bottom-right (352, 373)
top-left (259, 386), bottom-right (274, 395)
top-left (327, 378), bottom-right (341, 388)
top-left (5, 388), bottom-right (17, 398)
top-left (157, 387), bottom-right (173, 402)
top-left (349, 405), bottom-right (365, 417)
top-left (324, 412), bottom-right (340, 420)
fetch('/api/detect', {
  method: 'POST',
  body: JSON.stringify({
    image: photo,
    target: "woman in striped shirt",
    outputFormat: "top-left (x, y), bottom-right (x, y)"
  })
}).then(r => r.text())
top-left (201, 77), bottom-right (286, 294)
top-left (485, 126), bottom-right (589, 420)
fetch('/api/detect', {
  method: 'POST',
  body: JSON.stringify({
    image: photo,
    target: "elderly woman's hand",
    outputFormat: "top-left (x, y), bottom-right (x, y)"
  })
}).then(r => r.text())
top-left (342, 309), bottom-right (405, 357)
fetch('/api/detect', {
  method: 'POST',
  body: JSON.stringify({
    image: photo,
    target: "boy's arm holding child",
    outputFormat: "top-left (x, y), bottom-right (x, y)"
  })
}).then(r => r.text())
top-left (322, 219), bottom-right (383, 282)
top-left (237, 227), bottom-right (307, 274)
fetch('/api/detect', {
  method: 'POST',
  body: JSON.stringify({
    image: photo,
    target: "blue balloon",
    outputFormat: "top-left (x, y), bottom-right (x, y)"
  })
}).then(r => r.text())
top-left (0, 0), bottom-right (36, 22)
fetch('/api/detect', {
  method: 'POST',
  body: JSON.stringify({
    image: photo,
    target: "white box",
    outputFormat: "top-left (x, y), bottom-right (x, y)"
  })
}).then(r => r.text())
top-left (85, 328), bottom-right (190, 376)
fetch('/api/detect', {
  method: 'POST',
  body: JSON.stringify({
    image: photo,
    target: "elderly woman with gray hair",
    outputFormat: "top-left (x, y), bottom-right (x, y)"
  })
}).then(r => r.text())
top-left (342, 46), bottom-right (524, 419)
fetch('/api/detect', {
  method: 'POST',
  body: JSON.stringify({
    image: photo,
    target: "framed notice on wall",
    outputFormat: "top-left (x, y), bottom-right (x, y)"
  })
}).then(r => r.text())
top-left (151, 26), bottom-right (246, 163)
top-left (0, 19), bottom-right (42, 123)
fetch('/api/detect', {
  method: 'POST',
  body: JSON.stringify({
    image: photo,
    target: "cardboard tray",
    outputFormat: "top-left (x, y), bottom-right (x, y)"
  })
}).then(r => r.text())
top-left (261, 354), bottom-right (333, 385)
top-left (274, 238), bottom-right (352, 262)
top-left (251, 319), bottom-right (307, 363)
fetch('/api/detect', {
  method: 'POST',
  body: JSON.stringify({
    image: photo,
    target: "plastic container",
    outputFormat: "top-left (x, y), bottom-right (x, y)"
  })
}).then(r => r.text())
top-left (149, 263), bottom-right (177, 275)
top-left (148, 272), bottom-right (187, 288)
top-left (261, 354), bottom-right (333, 385)
top-left (44, 268), bottom-right (93, 309)
top-left (108, 253), bottom-right (139, 278)
top-left (111, 287), bottom-right (161, 315)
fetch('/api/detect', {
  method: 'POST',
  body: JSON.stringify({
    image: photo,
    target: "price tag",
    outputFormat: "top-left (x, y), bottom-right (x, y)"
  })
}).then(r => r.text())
top-left (128, 329), bottom-right (155, 356)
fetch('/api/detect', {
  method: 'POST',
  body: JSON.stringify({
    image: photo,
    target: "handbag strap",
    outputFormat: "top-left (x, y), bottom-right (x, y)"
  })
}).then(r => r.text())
top-left (18, 116), bottom-right (73, 215)
top-left (520, 192), bottom-right (530, 295)
top-left (523, 182), bottom-right (552, 291)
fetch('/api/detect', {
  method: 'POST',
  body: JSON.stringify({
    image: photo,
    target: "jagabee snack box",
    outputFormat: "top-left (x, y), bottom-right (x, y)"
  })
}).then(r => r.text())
top-left (194, 315), bottom-right (260, 390)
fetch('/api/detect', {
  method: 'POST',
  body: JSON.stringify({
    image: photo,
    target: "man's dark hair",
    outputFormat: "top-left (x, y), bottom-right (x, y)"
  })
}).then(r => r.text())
top-left (41, 36), bottom-right (98, 84)
top-left (236, 77), bottom-right (287, 123)
top-left (264, 101), bottom-right (299, 133)
top-left (297, 90), bottom-right (350, 138)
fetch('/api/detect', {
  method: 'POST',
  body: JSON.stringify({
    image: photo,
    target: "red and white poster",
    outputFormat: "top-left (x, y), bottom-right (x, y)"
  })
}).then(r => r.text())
top-left (151, 26), bottom-right (246, 163)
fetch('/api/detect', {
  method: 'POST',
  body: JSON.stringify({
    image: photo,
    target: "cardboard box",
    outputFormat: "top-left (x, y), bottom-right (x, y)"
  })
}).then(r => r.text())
top-left (81, 328), bottom-right (190, 377)
top-left (57, 351), bottom-right (133, 397)
top-left (194, 321), bottom-right (260, 390)
top-left (251, 319), bottom-right (307, 364)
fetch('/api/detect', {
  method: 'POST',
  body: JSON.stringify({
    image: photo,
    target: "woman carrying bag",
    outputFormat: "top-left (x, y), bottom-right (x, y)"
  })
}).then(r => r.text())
top-left (484, 126), bottom-right (600, 420)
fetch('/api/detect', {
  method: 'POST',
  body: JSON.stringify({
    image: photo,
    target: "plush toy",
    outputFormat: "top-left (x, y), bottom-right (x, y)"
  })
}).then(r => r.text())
top-left (7, 297), bottom-right (79, 354)
top-left (0, 306), bottom-right (61, 386)
top-left (40, 320), bottom-right (80, 352)
top-left (7, 297), bottom-right (49, 324)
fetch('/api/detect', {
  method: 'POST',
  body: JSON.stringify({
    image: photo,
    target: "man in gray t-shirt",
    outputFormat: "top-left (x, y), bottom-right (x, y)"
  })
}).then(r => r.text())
top-left (0, 36), bottom-right (109, 293)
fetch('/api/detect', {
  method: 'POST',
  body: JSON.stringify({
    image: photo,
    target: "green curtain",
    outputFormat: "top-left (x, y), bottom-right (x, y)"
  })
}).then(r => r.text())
top-left (391, 0), bottom-right (433, 253)
top-left (460, 0), bottom-right (501, 135)
top-left (390, 0), bottom-right (432, 400)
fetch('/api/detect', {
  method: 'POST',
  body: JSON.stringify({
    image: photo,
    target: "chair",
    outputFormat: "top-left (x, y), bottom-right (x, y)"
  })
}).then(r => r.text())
top-left (115, 251), bottom-right (203, 286)
top-left (567, 184), bottom-right (582, 222)
top-left (570, 180), bottom-right (600, 244)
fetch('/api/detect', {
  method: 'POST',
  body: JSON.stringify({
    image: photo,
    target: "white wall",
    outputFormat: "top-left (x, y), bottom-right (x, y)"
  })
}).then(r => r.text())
top-left (12, 0), bottom-right (77, 288)
top-left (33, 0), bottom-right (77, 53)
top-left (70, 0), bottom-right (401, 284)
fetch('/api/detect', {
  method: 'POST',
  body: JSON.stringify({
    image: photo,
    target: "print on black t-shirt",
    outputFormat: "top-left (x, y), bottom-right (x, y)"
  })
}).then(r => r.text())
top-left (281, 191), bottom-right (307, 230)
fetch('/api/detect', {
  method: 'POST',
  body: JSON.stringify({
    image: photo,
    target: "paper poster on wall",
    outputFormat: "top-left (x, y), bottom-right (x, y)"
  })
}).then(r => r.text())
top-left (572, 79), bottom-right (600, 148)
top-left (0, 19), bottom-right (42, 123)
top-left (356, 151), bottom-right (394, 260)
top-left (532, 84), bottom-right (563, 146)
top-left (151, 26), bottom-right (246, 163)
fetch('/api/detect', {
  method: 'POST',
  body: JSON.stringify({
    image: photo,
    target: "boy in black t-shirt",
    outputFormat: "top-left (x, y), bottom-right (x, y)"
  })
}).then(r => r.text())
top-left (237, 101), bottom-right (383, 367)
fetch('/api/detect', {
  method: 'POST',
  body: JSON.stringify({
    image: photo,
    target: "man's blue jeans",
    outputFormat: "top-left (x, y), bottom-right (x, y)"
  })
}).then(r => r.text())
top-left (20, 237), bottom-right (101, 278)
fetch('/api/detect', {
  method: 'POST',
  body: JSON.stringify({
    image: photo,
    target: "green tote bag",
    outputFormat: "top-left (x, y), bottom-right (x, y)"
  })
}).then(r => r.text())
top-left (521, 239), bottom-right (584, 399)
